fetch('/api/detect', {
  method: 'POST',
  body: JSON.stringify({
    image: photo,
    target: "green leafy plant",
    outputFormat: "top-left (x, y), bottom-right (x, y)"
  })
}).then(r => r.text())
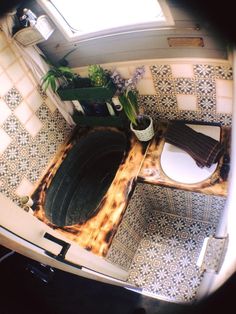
top-left (118, 90), bottom-right (150, 130)
top-left (118, 90), bottom-right (138, 126)
top-left (41, 57), bottom-right (111, 94)
top-left (88, 64), bottom-right (109, 87)
top-left (41, 54), bottom-right (79, 92)
top-left (42, 66), bottom-right (76, 92)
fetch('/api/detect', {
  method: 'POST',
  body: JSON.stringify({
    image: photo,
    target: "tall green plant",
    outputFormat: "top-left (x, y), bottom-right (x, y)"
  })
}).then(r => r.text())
top-left (118, 90), bottom-right (139, 126)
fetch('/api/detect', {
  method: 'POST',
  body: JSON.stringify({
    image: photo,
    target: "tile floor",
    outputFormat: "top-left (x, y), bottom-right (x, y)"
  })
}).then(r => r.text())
top-left (128, 211), bottom-right (212, 302)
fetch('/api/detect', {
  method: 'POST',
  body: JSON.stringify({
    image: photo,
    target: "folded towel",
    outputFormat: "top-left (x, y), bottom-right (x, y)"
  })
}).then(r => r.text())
top-left (164, 122), bottom-right (224, 168)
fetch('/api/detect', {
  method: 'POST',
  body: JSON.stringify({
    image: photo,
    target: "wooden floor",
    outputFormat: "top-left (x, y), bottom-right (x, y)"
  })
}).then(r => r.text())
top-left (0, 246), bottom-right (235, 314)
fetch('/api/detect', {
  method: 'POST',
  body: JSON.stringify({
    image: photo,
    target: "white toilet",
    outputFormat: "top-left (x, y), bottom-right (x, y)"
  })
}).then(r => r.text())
top-left (160, 124), bottom-right (221, 184)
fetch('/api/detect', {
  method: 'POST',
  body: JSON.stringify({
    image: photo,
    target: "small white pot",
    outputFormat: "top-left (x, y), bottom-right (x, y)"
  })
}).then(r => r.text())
top-left (130, 115), bottom-right (155, 142)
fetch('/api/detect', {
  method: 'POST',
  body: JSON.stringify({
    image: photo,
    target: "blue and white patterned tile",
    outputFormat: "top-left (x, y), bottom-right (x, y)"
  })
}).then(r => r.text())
top-left (0, 176), bottom-right (7, 193)
top-left (106, 244), bottom-right (135, 271)
top-left (26, 166), bottom-right (41, 183)
top-left (37, 155), bottom-right (51, 172)
top-left (27, 142), bottom-right (40, 158)
top-left (3, 87), bottom-right (22, 110)
top-left (4, 145), bottom-right (28, 175)
top-left (193, 64), bottom-right (215, 78)
top-left (128, 211), bottom-right (211, 302)
top-left (195, 78), bottom-right (216, 96)
top-left (216, 113), bottom-right (232, 126)
top-left (0, 159), bottom-right (8, 176)
top-left (138, 95), bottom-right (160, 123)
top-left (164, 109), bottom-right (180, 121)
top-left (17, 156), bottom-right (31, 174)
top-left (215, 65), bottom-right (233, 80)
top-left (0, 38), bottom-right (74, 205)
top-left (36, 102), bottom-right (52, 121)
top-left (174, 78), bottom-right (195, 94)
top-left (150, 65), bottom-right (172, 78)
top-left (198, 112), bottom-right (218, 124)
top-left (47, 141), bottom-right (60, 156)
top-left (106, 182), bottom-right (226, 302)
top-left (2, 114), bottom-right (21, 137)
top-left (15, 128), bottom-right (31, 147)
top-left (139, 95), bottom-right (159, 107)
top-left (143, 63), bottom-right (232, 126)
top-left (153, 78), bottom-right (175, 95)
top-left (55, 131), bottom-right (68, 144)
top-left (210, 196), bottom-right (227, 225)
top-left (140, 184), bottom-right (225, 227)
top-left (106, 186), bottom-right (150, 270)
top-left (158, 95), bottom-right (178, 112)
top-left (6, 171), bottom-right (23, 191)
top-left (2, 141), bottom-right (20, 161)
top-left (198, 95), bottom-right (216, 112)
top-left (35, 129), bottom-right (49, 145)
top-left (178, 110), bottom-right (200, 122)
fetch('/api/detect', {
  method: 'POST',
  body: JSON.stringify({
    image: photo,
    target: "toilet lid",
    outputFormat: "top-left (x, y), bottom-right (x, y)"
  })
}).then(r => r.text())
top-left (160, 124), bottom-right (221, 184)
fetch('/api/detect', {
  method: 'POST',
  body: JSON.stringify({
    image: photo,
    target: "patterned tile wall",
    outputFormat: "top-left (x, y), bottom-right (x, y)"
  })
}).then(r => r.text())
top-left (127, 210), bottom-right (211, 302)
top-left (106, 183), bottom-right (226, 272)
top-left (0, 31), bottom-right (73, 205)
top-left (139, 63), bottom-right (233, 126)
top-left (79, 61), bottom-right (233, 126)
top-left (141, 184), bottom-right (226, 225)
top-left (126, 184), bottom-right (226, 301)
top-left (106, 186), bottom-right (150, 270)
top-left (107, 183), bottom-right (226, 301)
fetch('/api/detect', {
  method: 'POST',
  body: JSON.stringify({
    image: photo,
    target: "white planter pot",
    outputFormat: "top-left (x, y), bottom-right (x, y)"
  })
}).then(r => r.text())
top-left (130, 115), bottom-right (155, 142)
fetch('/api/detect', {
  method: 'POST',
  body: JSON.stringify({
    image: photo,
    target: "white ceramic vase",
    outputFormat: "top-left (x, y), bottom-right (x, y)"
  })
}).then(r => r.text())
top-left (130, 115), bottom-right (155, 142)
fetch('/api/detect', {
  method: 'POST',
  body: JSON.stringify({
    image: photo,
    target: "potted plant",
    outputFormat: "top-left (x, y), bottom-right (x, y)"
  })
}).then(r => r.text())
top-left (41, 58), bottom-right (128, 127)
top-left (56, 64), bottom-right (116, 101)
top-left (41, 57), bottom-right (116, 101)
top-left (118, 90), bottom-right (154, 141)
top-left (40, 54), bottom-right (80, 92)
top-left (111, 67), bottom-right (155, 142)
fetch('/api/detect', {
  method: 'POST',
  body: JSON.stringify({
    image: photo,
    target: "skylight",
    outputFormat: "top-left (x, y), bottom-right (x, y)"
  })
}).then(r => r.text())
top-left (39, 0), bottom-right (174, 40)
top-left (51, 0), bottom-right (165, 33)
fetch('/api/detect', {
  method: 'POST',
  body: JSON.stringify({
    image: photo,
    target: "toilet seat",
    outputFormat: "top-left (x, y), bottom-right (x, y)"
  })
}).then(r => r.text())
top-left (160, 124), bottom-right (221, 184)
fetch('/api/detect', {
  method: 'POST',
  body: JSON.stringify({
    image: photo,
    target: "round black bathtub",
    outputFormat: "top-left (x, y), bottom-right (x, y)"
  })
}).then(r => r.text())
top-left (44, 129), bottom-right (127, 227)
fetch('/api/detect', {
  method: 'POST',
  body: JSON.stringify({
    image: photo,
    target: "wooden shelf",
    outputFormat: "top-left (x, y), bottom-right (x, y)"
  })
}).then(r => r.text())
top-left (57, 81), bottom-right (116, 102)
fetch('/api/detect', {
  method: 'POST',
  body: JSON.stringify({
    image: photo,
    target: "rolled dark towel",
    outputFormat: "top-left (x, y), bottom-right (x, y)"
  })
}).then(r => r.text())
top-left (164, 122), bottom-right (224, 168)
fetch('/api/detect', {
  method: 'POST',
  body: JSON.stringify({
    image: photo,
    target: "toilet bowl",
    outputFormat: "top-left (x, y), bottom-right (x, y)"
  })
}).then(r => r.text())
top-left (160, 124), bottom-right (221, 184)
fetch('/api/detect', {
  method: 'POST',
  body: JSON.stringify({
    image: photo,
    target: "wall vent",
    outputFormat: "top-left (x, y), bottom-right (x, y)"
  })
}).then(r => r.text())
top-left (167, 37), bottom-right (204, 47)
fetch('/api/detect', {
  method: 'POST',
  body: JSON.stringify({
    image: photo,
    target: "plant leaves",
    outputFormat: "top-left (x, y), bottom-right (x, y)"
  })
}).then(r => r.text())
top-left (119, 94), bottom-right (137, 125)
top-left (50, 77), bottom-right (57, 92)
top-left (58, 66), bottom-right (74, 74)
top-left (127, 90), bottom-right (138, 113)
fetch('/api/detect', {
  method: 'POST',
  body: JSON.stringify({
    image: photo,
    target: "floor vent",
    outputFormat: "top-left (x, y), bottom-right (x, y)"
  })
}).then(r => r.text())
top-left (197, 235), bottom-right (229, 273)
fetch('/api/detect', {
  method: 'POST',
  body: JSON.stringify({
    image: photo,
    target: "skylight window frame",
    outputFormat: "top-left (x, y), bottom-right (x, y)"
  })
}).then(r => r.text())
top-left (38, 0), bottom-right (174, 42)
